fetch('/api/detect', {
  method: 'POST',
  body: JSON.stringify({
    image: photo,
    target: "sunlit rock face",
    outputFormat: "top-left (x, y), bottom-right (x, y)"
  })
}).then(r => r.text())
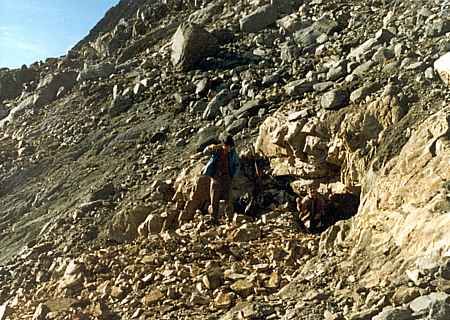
top-left (256, 93), bottom-right (450, 280)
top-left (350, 107), bottom-right (450, 279)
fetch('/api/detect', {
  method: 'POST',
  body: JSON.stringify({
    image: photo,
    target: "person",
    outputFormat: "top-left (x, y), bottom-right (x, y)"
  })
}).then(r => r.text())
top-left (296, 186), bottom-right (327, 232)
top-left (202, 134), bottom-right (240, 224)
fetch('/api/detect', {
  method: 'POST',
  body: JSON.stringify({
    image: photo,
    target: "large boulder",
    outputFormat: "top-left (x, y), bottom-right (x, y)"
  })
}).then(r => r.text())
top-left (202, 89), bottom-right (237, 120)
top-left (34, 71), bottom-right (77, 108)
top-left (77, 62), bottom-right (115, 81)
top-left (171, 23), bottom-right (219, 71)
top-left (434, 52), bottom-right (450, 86)
top-left (240, 4), bottom-right (278, 33)
top-left (107, 205), bottom-right (152, 243)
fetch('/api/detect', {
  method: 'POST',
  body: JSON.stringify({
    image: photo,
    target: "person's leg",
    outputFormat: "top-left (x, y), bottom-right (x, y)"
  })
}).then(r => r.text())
top-left (209, 178), bottom-right (221, 223)
top-left (221, 177), bottom-right (233, 219)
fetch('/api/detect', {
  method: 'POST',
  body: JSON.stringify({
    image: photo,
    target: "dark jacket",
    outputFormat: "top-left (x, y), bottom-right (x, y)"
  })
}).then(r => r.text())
top-left (202, 145), bottom-right (240, 178)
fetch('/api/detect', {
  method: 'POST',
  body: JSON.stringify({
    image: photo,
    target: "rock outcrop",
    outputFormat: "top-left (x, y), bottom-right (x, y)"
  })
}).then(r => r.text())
top-left (0, 0), bottom-right (450, 319)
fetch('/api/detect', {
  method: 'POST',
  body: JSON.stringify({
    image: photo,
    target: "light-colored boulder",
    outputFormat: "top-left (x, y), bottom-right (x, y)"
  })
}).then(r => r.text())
top-left (434, 52), bottom-right (450, 86)
top-left (34, 71), bottom-right (78, 107)
top-left (108, 205), bottom-right (152, 243)
top-left (137, 213), bottom-right (164, 238)
top-left (77, 62), bottom-right (115, 81)
top-left (171, 23), bottom-right (219, 70)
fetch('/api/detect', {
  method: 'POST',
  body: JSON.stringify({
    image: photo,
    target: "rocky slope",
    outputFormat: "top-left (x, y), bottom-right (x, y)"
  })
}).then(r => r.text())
top-left (0, 0), bottom-right (449, 319)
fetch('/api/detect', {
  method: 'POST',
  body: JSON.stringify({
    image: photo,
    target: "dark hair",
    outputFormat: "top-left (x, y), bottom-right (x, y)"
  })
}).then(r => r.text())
top-left (223, 134), bottom-right (235, 147)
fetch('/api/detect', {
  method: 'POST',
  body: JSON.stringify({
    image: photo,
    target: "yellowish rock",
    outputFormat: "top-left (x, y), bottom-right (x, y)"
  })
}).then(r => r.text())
top-left (265, 271), bottom-right (280, 289)
top-left (214, 292), bottom-right (233, 308)
top-left (142, 289), bottom-right (164, 306)
top-left (230, 279), bottom-right (253, 297)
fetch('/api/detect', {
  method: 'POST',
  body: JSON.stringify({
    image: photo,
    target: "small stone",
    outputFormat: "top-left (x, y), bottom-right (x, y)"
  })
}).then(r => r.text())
top-left (350, 83), bottom-right (379, 103)
top-left (202, 269), bottom-right (223, 290)
top-left (231, 224), bottom-right (261, 242)
top-left (190, 292), bottom-right (209, 305)
top-left (321, 89), bottom-right (348, 110)
top-left (313, 81), bottom-right (334, 93)
top-left (215, 292), bottom-right (233, 308)
top-left (392, 287), bottom-right (420, 305)
top-left (142, 289), bottom-right (164, 306)
top-left (230, 279), bottom-right (254, 297)
top-left (284, 80), bottom-right (313, 97)
top-left (265, 271), bottom-right (280, 289)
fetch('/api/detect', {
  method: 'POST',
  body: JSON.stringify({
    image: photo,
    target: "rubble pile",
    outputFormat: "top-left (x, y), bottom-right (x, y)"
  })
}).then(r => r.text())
top-left (0, 0), bottom-right (449, 319)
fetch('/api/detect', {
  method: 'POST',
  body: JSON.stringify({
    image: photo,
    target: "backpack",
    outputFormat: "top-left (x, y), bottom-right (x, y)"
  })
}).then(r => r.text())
top-left (202, 152), bottom-right (219, 177)
top-left (202, 147), bottom-right (240, 178)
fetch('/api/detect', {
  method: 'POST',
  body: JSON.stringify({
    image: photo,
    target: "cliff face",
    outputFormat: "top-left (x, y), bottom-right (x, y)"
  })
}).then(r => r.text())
top-left (0, 0), bottom-right (450, 318)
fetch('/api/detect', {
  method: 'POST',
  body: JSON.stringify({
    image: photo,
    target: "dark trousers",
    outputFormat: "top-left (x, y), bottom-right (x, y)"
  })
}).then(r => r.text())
top-left (209, 175), bottom-right (232, 221)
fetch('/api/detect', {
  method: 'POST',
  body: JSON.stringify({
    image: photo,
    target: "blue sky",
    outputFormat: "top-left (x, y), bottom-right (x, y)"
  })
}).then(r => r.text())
top-left (0, 0), bottom-right (119, 68)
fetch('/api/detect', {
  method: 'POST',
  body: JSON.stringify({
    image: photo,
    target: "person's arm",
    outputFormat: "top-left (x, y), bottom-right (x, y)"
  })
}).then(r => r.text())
top-left (203, 144), bottom-right (222, 155)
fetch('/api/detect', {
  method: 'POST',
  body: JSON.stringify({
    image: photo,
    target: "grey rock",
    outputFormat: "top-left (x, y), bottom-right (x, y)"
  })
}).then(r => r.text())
top-left (372, 307), bottom-right (412, 320)
top-left (350, 82), bottom-right (379, 103)
top-left (348, 38), bottom-right (378, 60)
top-left (77, 62), bottom-right (115, 81)
top-left (313, 81), bottom-right (334, 92)
top-left (203, 89), bottom-right (237, 120)
top-left (372, 47), bottom-right (395, 62)
top-left (439, 260), bottom-right (450, 280)
top-left (171, 23), bottom-right (219, 70)
top-left (32, 303), bottom-right (49, 320)
top-left (321, 89), bottom-right (348, 110)
top-left (235, 99), bottom-right (263, 119)
top-left (347, 308), bottom-right (379, 320)
top-left (248, 116), bottom-right (260, 128)
top-left (293, 26), bottom-right (322, 48)
top-left (405, 61), bottom-right (425, 71)
top-left (313, 17), bottom-right (339, 35)
top-left (281, 44), bottom-right (301, 62)
top-left (271, 0), bottom-right (300, 15)
top-left (240, 4), bottom-right (278, 33)
top-left (227, 118), bottom-right (248, 135)
top-left (326, 62), bottom-right (347, 81)
top-left (0, 304), bottom-right (11, 320)
top-left (425, 67), bottom-right (435, 80)
top-left (109, 95), bottom-right (132, 117)
top-left (352, 60), bottom-right (377, 76)
top-left (410, 292), bottom-right (449, 314)
top-left (0, 67), bottom-right (38, 101)
top-left (284, 80), bottom-right (313, 97)
top-left (189, 100), bottom-right (207, 113)
top-left (108, 206), bottom-right (152, 243)
top-left (348, 29), bottom-right (394, 61)
top-left (277, 14), bottom-right (309, 34)
top-left (375, 28), bottom-right (396, 43)
top-left (188, 2), bottom-right (223, 25)
top-left (428, 298), bottom-right (450, 320)
top-left (34, 71), bottom-right (78, 108)
top-left (195, 126), bottom-right (219, 152)
top-left (426, 19), bottom-right (450, 37)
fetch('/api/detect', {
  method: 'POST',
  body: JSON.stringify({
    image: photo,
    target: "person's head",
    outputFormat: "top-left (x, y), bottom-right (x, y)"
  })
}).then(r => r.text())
top-left (308, 186), bottom-right (318, 196)
top-left (222, 134), bottom-right (235, 148)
